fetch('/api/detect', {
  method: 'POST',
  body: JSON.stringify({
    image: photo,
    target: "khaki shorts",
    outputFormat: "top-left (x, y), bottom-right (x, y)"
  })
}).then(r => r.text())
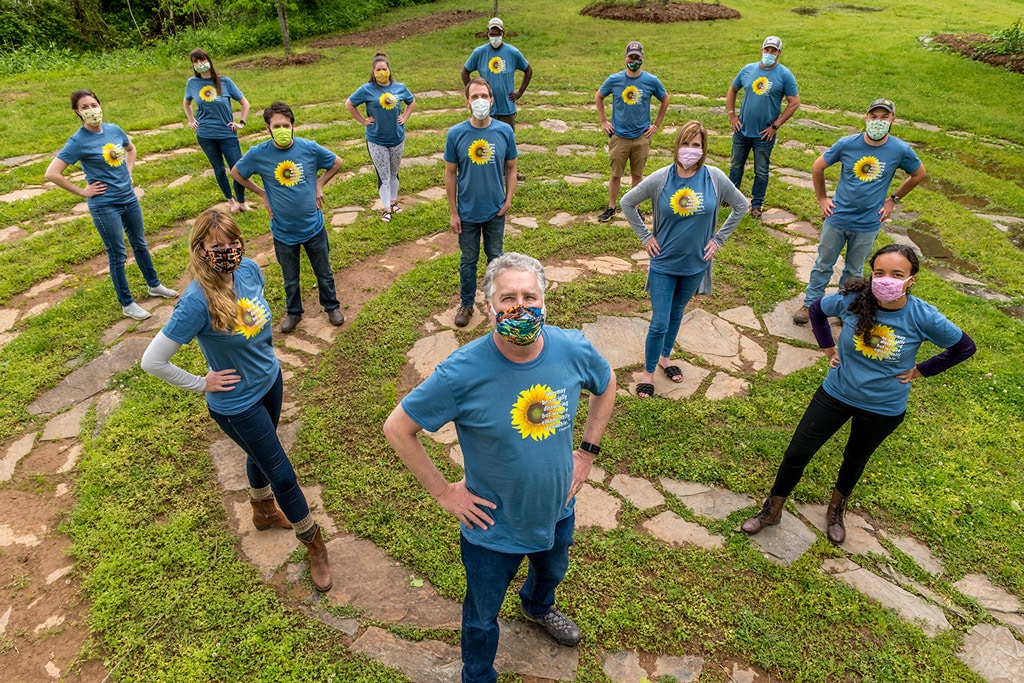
top-left (609, 133), bottom-right (650, 178)
top-left (492, 113), bottom-right (516, 129)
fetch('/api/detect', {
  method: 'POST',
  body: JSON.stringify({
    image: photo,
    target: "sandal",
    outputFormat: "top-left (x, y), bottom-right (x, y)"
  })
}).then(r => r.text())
top-left (661, 365), bottom-right (683, 383)
top-left (381, 210), bottom-right (392, 223)
top-left (391, 202), bottom-right (403, 214)
top-left (636, 382), bottom-right (655, 399)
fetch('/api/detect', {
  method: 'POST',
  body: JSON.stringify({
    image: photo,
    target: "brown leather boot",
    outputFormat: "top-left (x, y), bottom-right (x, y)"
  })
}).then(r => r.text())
top-left (298, 526), bottom-right (333, 592)
top-left (250, 497), bottom-right (292, 531)
top-left (741, 495), bottom-right (786, 534)
top-left (826, 489), bottom-right (848, 544)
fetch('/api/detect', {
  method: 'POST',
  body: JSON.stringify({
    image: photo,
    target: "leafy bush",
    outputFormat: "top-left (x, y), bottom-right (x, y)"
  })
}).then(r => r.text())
top-left (0, 0), bottom-right (79, 49)
top-left (978, 19), bottom-right (1024, 56)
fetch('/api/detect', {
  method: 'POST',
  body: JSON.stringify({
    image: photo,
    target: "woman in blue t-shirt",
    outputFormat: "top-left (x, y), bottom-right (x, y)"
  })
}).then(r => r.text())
top-left (141, 210), bottom-right (333, 592)
top-left (621, 120), bottom-right (748, 399)
top-left (344, 53), bottom-right (416, 223)
top-left (742, 244), bottom-right (975, 544)
top-left (45, 89), bottom-right (178, 320)
top-left (183, 49), bottom-right (251, 212)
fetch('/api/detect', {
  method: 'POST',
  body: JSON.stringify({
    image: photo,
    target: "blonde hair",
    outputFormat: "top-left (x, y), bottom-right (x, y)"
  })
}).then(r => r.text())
top-left (674, 120), bottom-right (708, 170)
top-left (188, 210), bottom-right (245, 333)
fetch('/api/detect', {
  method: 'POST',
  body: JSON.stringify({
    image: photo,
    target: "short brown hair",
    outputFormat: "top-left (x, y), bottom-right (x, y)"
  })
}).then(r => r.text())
top-left (465, 76), bottom-right (492, 99)
top-left (673, 120), bottom-right (708, 170)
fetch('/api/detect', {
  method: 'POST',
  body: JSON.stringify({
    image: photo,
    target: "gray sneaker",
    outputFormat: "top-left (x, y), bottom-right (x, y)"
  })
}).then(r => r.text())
top-left (148, 284), bottom-right (178, 298)
top-left (122, 302), bottom-right (152, 320)
top-left (521, 606), bottom-right (581, 646)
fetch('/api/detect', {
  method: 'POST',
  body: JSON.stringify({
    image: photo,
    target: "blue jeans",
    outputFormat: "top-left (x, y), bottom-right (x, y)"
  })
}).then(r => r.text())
top-left (459, 512), bottom-right (575, 683)
top-left (196, 136), bottom-right (245, 202)
top-left (90, 199), bottom-right (161, 307)
top-left (208, 372), bottom-right (310, 522)
top-left (273, 227), bottom-right (340, 316)
top-left (458, 214), bottom-right (505, 307)
top-left (729, 132), bottom-right (776, 208)
top-left (803, 220), bottom-right (879, 307)
top-left (645, 269), bottom-right (704, 373)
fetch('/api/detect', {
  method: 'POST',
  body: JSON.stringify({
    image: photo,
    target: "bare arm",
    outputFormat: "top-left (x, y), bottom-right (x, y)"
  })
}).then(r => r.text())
top-left (646, 93), bottom-right (670, 138)
top-left (761, 94), bottom-right (801, 141)
top-left (44, 157), bottom-right (105, 197)
top-left (124, 138), bottom-right (136, 176)
top-left (345, 98), bottom-right (371, 126)
top-left (595, 89), bottom-right (613, 136)
top-left (879, 163), bottom-right (927, 222)
top-left (398, 98), bottom-right (416, 126)
top-left (228, 96), bottom-right (251, 133)
top-left (510, 64), bottom-right (533, 102)
top-left (315, 156), bottom-right (344, 209)
top-left (567, 373), bottom-right (617, 501)
top-left (461, 66), bottom-right (472, 87)
top-left (230, 165), bottom-right (270, 217)
top-left (183, 98), bottom-right (198, 130)
top-left (499, 158), bottom-right (517, 216)
top-left (445, 160), bottom-right (460, 233)
top-left (811, 155), bottom-right (833, 218)
top-left (726, 84), bottom-right (741, 132)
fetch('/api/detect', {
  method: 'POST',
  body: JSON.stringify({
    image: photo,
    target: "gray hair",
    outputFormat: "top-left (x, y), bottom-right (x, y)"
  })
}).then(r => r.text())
top-left (482, 252), bottom-right (546, 303)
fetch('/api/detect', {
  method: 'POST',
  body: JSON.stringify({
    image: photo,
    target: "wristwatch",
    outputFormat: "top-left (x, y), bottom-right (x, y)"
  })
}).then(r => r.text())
top-left (238, 119), bottom-right (246, 127)
top-left (578, 441), bottom-right (601, 456)
top-left (770, 122), bottom-right (780, 130)
top-left (889, 194), bottom-right (901, 203)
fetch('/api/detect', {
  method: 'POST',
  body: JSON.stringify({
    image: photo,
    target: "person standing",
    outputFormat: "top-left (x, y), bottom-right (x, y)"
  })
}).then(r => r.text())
top-left (793, 98), bottom-right (926, 325)
top-left (183, 48), bottom-right (251, 212)
top-left (384, 252), bottom-right (616, 683)
top-left (444, 78), bottom-right (518, 328)
top-left (595, 41), bottom-right (669, 223)
top-left (742, 244), bottom-right (974, 544)
top-left (726, 35), bottom-right (801, 220)
top-left (461, 17), bottom-right (533, 131)
top-left (45, 90), bottom-right (178, 321)
top-left (231, 101), bottom-right (345, 334)
top-left (345, 52), bottom-right (416, 223)
top-left (142, 210), bottom-right (332, 591)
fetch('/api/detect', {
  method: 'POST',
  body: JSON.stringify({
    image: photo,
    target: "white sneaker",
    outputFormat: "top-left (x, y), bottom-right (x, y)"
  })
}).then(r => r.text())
top-left (147, 284), bottom-right (178, 298)
top-left (122, 302), bottom-right (152, 320)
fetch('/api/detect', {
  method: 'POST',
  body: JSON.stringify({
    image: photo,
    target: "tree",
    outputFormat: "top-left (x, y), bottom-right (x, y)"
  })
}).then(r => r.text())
top-left (274, 0), bottom-right (291, 56)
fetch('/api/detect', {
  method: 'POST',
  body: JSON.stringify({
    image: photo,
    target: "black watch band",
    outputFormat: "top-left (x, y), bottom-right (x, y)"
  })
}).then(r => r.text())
top-left (770, 122), bottom-right (779, 130)
top-left (578, 441), bottom-right (601, 456)
top-left (889, 194), bottom-right (901, 203)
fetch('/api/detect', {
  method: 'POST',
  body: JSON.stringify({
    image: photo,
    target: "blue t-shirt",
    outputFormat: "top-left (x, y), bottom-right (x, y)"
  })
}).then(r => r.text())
top-left (56, 123), bottom-right (136, 208)
top-left (348, 81), bottom-right (415, 147)
top-left (819, 292), bottom-right (963, 416)
top-left (161, 259), bottom-right (279, 416)
top-left (731, 62), bottom-right (799, 137)
top-left (443, 119), bottom-right (517, 223)
top-left (652, 165), bottom-right (718, 277)
top-left (401, 327), bottom-right (611, 554)
top-left (234, 137), bottom-right (337, 244)
top-left (599, 70), bottom-right (668, 140)
top-left (464, 43), bottom-right (530, 116)
top-left (823, 133), bottom-right (922, 231)
top-left (184, 75), bottom-right (245, 140)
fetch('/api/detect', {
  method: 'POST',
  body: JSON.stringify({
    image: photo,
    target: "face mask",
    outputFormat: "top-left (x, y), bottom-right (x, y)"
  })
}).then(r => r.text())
top-left (677, 147), bottom-right (703, 169)
top-left (374, 69), bottom-right (390, 85)
top-left (865, 119), bottom-right (892, 141)
top-left (204, 245), bottom-right (244, 273)
top-left (492, 305), bottom-right (545, 346)
top-left (871, 275), bottom-right (911, 303)
top-left (470, 98), bottom-right (491, 120)
top-left (489, 36), bottom-right (503, 49)
top-left (194, 61), bottom-right (211, 74)
top-left (626, 60), bottom-right (643, 72)
top-left (761, 53), bottom-right (777, 67)
top-left (80, 107), bottom-right (103, 126)
top-left (271, 127), bottom-right (293, 147)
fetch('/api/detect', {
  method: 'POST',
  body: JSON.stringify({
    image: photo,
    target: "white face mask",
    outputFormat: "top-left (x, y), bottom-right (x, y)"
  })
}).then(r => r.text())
top-left (470, 98), bottom-right (491, 121)
top-left (489, 35), bottom-right (503, 49)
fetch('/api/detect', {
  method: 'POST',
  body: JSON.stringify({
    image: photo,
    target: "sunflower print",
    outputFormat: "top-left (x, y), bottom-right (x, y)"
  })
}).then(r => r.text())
top-left (752, 77), bottom-right (771, 96)
top-left (854, 324), bottom-right (898, 360)
top-left (853, 156), bottom-right (883, 182)
top-left (199, 85), bottom-right (217, 102)
top-left (379, 92), bottom-right (397, 110)
top-left (234, 297), bottom-right (270, 339)
top-left (273, 160), bottom-right (302, 187)
top-left (622, 85), bottom-right (641, 105)
top-left (670, 187), bottom-right (701, 217)
top-left (510, 384), bottom-right (566, 441)
top-left (488, 56), bottom-right (505, 74)
top-left (468, 139), bottom-right (494, 165)
top-left (102, 143), bottom-right (125, 167)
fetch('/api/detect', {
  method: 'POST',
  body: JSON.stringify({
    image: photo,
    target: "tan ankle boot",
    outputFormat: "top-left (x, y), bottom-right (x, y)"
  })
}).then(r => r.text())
top-left (298, 526), bottom-right (333, 592)
top-left (250, 497), bottom-right (292, 530)
top-left (826, 489), bottom-right (848, 544)
top-left (741, 495), bottom-right (786, 534)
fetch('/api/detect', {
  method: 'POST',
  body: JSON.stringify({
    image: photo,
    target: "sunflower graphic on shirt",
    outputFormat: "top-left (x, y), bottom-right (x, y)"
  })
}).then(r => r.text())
top-left (510, 384), bottom-right (566, 441)
top-left (853, 156), bottom-right (884, 182)
top-left (379, 92), bottom-right (397, 110)
top-left (622, 85), bottom-right (641, 105)
top-left (854, 324), bottom-right (899, 360)
top-left (670, 187), bottom-right (702, 217)
top-left (102, 143), bottom-right (125, 167)
top-left (752, 77), bottom-right (772, 96)
top-left (488, 56), bottom-right (505, 74)
top-left (274, 160), bottom-right (302, 187)
top-left (199, 85), bottom-right (217, 102)
top-left (234, 298), bottom-right (270, 339)
top-left (468, 139), bottom-right (494, 165)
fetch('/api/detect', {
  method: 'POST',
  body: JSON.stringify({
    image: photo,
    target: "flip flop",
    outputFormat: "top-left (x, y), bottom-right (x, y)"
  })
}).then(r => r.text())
top-left (391, 203), bottom-right (403, 214)
top-left (661, 365), bottom-right (683, 383)
top-left (636, 382), bottom-right (655, 399)
top-left (381, 210), bottom-right (392, 223)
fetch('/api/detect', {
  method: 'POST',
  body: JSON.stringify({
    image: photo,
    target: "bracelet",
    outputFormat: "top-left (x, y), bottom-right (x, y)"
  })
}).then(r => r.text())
top-left (578, 441), bottom-right (601, 456)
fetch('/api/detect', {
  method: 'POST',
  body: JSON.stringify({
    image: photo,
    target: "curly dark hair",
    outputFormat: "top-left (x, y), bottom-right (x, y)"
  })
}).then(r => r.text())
top-left (842, 244), bottom-right (920, 345)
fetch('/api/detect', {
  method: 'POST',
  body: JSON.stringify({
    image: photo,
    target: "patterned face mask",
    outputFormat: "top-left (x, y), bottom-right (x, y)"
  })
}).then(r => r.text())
top-left (80, 107), bottom-right (103, 126)
top-left (865, 119), bottom-right (892, 141)
top-left (194, 61), bottom-right (211, 73)
top-left (205, 245), bottom-right (244, 273)
top-left (492, 305), bottom-right (545, 346)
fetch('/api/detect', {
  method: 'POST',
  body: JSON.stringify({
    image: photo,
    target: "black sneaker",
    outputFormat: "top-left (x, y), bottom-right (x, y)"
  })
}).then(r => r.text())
top-left (597, 207), bottom-right (616, 222)
top-left (521, 606), bottom-right (581, 646)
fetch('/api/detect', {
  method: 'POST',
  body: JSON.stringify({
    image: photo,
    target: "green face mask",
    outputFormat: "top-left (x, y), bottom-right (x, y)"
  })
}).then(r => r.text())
top-left (271, 127), bottom-right (293, 147)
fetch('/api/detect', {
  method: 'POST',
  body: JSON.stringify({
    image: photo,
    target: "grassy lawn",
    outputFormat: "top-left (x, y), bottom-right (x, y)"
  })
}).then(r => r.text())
top-left (2, 0), bottom-right (1023, 680)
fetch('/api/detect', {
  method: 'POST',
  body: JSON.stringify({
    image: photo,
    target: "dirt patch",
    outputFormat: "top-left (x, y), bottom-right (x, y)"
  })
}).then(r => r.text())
top-left (931, 33), bottom-right (1024, 74)
top-left (311, 9), bottom-right (486, 49)
top-left (581, 1), bottom-right (741, 23)
top-left (234, 52), bottom-right (325, 70)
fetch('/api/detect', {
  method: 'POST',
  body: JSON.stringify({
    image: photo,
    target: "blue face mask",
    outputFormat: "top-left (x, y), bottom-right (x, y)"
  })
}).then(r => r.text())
top-left (491, 305), bottom-right (545, 346)
top-left (761, 53), bottom-right (777, 67)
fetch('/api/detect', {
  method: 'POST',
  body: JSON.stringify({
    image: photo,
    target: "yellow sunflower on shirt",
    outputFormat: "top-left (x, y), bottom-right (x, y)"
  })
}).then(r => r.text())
top-left (102, 143), bottom-right (125, 167)
top-left (510, 384), bottom-right (565, 441)
top-left (488, 56), bottom-right (505, 74)
top-left (274, 160), bottom-right (302, 187)
top-left (622, 85), bottom-right (641, 105)
top-left (670, 187), bottom-right (701, 217)
top-left (855, 324), bottom-right (898, 360)
top-left (752, 77), bottom-right (771, 95)
top-left (468, 139), bottom-right (494, 165)
top-left (235, 298), bottom-right (270, 339)
top-left (853, 156), bottom-right (883, 182)
top-left (199, 85), bottom-right (217, 102)
top-left (379, 93), bottom-right (397, 110)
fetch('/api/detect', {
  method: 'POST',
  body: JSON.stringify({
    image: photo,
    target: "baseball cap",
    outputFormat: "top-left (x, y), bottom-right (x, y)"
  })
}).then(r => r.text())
top-left (625, 41), bottom-right (644, 58)
top-left (762, 36), bottom-right (782, 50)
top-left (867, 98), bottom-right (895, 114)
top-left (487, 17), bottom-right (504, 31)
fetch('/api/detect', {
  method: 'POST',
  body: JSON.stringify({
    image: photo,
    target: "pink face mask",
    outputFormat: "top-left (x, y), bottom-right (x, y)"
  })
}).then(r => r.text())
top-left (871, 275), bottom-right (911, 303)
top-left (677, 147), bottom-right (702, 169)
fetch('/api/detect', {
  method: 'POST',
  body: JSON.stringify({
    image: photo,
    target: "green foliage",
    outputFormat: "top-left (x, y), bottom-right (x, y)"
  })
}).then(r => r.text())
top-left (0, 0), bottom-right (79, 49)
top-left (977, 19), bottom-right (1024, 56)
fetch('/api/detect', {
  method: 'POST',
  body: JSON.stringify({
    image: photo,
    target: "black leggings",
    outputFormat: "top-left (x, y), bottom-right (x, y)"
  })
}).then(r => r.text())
top-left (770, 386), bottom-right (905, 498)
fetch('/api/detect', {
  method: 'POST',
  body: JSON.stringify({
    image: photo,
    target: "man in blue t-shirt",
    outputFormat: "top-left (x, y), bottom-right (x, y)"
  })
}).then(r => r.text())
top-left (726, 35), bottom-right (801, 220)
top-left (231, 101), bottom-right (345, 333)
top-left (595, 41), bottom-right (669, 223)
top-left (794, 98), bottom-right (927, 324)
top-left (444, 78), bottom-right (518, 328)
top-left (461, 17), bottom-right (533, 131)
top-left (383, 252), bottom-right (616, 683)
